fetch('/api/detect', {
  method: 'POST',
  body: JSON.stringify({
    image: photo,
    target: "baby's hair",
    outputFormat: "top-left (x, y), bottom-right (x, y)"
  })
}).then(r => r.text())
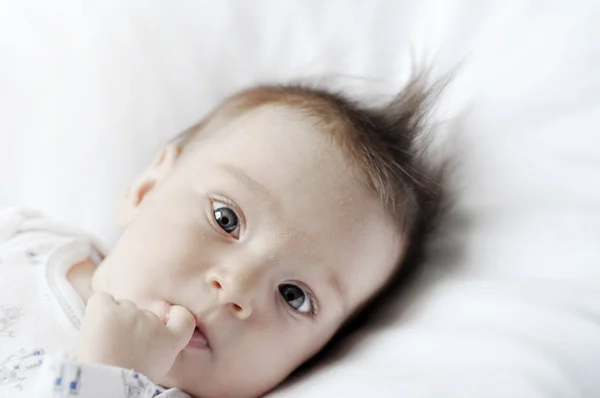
top-left (173, 71), bottom-right (446, 366)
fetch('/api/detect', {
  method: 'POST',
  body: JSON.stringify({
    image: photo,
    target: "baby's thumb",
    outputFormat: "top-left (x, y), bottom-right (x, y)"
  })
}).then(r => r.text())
top-left (165, 305), bottom-right (196, 352)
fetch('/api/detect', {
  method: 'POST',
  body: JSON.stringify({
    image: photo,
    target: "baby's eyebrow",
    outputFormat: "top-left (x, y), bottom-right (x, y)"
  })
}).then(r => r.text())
top-left (218, 163), bottom-right (281, 210)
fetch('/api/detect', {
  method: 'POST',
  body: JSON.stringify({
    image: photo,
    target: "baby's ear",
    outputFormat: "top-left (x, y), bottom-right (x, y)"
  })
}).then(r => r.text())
top-left (116, 144), bottom-right (180, 228)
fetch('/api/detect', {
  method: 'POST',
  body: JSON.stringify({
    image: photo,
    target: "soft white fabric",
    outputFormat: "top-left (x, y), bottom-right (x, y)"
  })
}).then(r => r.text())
top-left (0, 207), bottom-right (186, 398)
top-left (1, 1), bottom-right (599, 397)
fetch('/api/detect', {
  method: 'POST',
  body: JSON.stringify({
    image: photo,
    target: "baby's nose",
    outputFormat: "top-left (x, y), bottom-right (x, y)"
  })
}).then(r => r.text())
top-left (206, 270), bottom-right (254, 320)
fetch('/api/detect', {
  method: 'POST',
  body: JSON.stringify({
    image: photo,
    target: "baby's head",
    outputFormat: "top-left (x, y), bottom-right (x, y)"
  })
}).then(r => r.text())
top-left (92, 78), bottom-right (442, 397)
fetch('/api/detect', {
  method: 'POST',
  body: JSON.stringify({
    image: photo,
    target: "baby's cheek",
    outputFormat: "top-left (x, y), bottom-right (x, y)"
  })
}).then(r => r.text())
top-left (90, 263), bottom-right (109, 293)
top-left (91, 257), bottom-right (140, 299)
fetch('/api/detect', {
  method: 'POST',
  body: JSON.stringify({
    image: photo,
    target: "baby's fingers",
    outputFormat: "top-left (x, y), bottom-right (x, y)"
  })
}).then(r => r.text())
top-left (85, 292), bottom-right (117, 315)
top-left (165, 305), bottom-right (196, 351)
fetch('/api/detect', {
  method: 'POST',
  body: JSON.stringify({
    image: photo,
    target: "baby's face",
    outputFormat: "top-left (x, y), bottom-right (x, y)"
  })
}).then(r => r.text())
top-left (93, 105), bottom-right (404, 397)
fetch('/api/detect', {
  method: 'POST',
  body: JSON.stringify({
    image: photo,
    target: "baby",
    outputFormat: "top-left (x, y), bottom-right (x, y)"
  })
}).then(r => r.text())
top-left (0, 77), bottom-right (442, 397)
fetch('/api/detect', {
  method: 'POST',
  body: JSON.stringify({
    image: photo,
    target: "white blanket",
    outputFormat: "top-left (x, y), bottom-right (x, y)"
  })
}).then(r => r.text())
top-left (1, 1), bottom-right (599, 397)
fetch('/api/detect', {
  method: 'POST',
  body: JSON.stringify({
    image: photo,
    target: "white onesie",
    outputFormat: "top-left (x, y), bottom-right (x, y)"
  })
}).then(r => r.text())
top-left (0, 207), bottom-right (192, 398)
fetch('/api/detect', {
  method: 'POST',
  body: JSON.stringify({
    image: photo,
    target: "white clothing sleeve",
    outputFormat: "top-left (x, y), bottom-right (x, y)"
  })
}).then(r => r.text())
top-left (33, 355), bottom-right (193, 398)
top-left (0, 206), bottom-right (38, 242)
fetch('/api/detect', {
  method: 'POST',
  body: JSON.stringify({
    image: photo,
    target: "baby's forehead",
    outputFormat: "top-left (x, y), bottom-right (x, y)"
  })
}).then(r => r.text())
top-left (248, 107), bottom-right (341, 171)
top-left (186, 103), bottom-right (377, 225)
top-left (201, 103), bottom-right (352, 175)
top-left (210, 102), bottom-right (335, 143)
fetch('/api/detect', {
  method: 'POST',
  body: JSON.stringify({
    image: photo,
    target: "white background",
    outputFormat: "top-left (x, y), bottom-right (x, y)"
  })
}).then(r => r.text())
top-left (1, 1), bottom-right (600, 397)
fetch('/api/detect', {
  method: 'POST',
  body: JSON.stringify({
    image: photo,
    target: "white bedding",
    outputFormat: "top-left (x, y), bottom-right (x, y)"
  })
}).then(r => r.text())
top-left (1, 1), bottom-right (600, 397)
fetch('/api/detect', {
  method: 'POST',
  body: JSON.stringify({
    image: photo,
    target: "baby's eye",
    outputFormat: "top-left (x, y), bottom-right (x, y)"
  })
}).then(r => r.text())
top-left (212, 202), bottom-right (240, 238)
top-left (278, 283), bottom-right (313, 314)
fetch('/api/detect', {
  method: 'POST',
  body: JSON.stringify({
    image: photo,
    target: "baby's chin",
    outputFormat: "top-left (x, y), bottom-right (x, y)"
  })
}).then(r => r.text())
top-left (159, 359), bottom-right (278, 398)
top-left (157, 353), bottom-right (217, 397)
top-left (157, 375), bottom-right (224, 398)
top-left (157, 369), bottom-right (196, 396)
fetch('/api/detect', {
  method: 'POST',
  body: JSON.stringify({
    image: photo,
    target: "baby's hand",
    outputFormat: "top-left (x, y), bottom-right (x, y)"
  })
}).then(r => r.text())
top-left (76, 292), bottom-right (195, 382)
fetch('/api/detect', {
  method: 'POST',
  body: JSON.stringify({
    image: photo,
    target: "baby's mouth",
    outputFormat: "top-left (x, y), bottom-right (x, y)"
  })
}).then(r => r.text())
top-left (188, 324), bottom-right (210, 349)
top-left (161, 301), bottom-right (211, 350)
